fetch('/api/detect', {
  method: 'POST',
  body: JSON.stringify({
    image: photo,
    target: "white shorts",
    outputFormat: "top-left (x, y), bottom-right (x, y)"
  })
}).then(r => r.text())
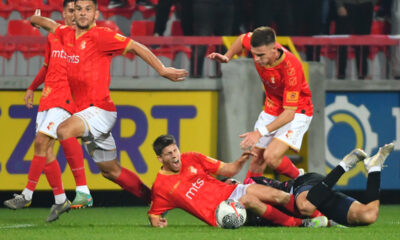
top-left (228, 184), bottom-right (250, 201)
top-left (36, 107), bottom-right (71, 139)
top-left (254, 111), bottom-right (313, 151)
top-left (74, 107), bottom-right (117, 162)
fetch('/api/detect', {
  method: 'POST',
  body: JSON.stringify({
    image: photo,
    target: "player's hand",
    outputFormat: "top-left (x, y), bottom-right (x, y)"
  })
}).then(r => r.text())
top-left (240, 150), bottom-right (258, 161)
top-left (207, 52), bottom-right (229, 63)
top-left (157, 217), bottom-right (168, 228)
top-left (30, 9), bottom-right (41, 29)
top-left (24, 89), bottom-right (34, 109)
top-left (239, 131), bottom-right (262, 150)
top-left (161, 67), bottom-right (188, 82)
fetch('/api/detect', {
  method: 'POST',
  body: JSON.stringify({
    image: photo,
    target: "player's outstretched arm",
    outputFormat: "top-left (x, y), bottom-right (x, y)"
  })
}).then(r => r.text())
top-left (29, 9), bottom-right (60, 34)
top-left (25, 66), bottom-right (48, 109)
top-left (149, 214), bottom-right (168, 228)
top-left (127, 40), bottom-right (188, 82)
top-left (207, 34), bottom-right (245, 63)
top-left (217, 151), bottom-right (257, 177)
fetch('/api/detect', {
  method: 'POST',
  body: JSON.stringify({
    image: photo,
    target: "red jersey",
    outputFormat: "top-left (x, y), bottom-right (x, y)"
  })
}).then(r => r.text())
top-left (29, 33), bottom-right (75, 114)
top-left (242, 33), bottom-right (313, 116)
top-left (55, 25), bottom-right (131, 112)
top-left (148, 152), bottom-right (237, 226)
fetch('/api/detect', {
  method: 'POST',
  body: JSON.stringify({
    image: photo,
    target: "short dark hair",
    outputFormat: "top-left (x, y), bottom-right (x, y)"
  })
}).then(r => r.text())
top-left (153, 134), bottom-right (177, 156)
top-left (250, 26), bottom-right (276, 48)
top-left (74, 0), bottom-right (97, 7)
top-left (63, 0), bottom-right (75, 8)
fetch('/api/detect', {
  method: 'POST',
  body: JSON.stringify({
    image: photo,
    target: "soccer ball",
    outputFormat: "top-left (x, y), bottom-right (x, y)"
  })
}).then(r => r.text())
top-left (215, 199), bottom-right (247, 229)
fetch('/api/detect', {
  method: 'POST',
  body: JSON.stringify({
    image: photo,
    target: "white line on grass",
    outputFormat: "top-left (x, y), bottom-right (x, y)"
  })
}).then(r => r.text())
top-left (0, 224), bottom-right (36, 229)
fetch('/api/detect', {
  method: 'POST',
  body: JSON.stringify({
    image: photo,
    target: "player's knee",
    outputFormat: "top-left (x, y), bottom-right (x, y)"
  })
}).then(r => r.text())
top-left (263, 152), bottom-right (280, 169)
top-left (56, 123), bottom-right (68, 139)
top-left (296, 200), bottom-right (315, 216)
top-left (239, 194), bottom-right (257, 209)
top-left (360, 208), bottom-right (379, 225)
top-left (34, 134), bottom-right (49, 152)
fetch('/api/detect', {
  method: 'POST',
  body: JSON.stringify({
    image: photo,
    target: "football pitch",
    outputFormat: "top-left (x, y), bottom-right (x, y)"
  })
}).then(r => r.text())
top-left (1, 205), bottom-right (400, 240)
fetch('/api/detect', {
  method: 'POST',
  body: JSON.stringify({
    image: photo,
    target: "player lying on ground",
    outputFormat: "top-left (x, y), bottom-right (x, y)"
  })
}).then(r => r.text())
top-left (4, 0), bottom-right (93, 222)
top-left (29, 0), bottom-right (187, 222)
top-left (148, 134), bottom-right (328, 228)
top-left (244, 143), bottom-right (394, 226)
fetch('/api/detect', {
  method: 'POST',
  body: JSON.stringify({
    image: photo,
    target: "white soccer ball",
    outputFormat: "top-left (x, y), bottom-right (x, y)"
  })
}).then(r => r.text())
top-left (215, 199), bottom-right (247, 229)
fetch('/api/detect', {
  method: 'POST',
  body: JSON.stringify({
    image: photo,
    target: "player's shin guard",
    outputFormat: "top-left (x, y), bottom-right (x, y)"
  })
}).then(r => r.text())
top-left (44, 160), bottom-right (65, 196)
top-left (365, 171), bottom-right (381, 203)
top-left (114, 167), bottom-right (151, 204)
top-left (262, 204), bottom-right (302, 226)
top-left (26, 155), bottom-right (47, 191)
top-left (275, 156), bottom-right (300, 179)
top-left (60, 137), bottom-right (87, 186)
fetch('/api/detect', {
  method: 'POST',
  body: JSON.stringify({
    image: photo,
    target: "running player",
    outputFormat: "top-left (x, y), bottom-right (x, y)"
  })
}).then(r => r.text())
top-left (148, 134), bottom-right (327, 228)
top-left (29, 0), bottom-right (188, 221)
top-left (246, 143), bottom-right (395, 226)
top-left (4, 0), bottom-right (93, 222)
top-left (208, 26), bottom-right (313, 180)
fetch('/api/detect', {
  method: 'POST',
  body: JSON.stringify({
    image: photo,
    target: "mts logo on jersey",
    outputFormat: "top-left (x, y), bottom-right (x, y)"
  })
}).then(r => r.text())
top-left (51, 50), bottom-right (80, 64)
top-left (185, 178), bottom-right (204, 200)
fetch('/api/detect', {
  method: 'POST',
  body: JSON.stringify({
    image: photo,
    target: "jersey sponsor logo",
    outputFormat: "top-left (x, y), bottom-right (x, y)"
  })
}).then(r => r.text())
top-left (114, 33), bottom-right (127, 42)
top-left (185, 178), bottom-right (204, 200)
top-left (286, 91), bottom-right (299, 103)
top-left (51, 50), bottom-right (80, 64)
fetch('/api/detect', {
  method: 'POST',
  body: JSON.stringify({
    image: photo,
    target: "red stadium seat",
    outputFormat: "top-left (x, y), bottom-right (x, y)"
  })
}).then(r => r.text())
top-left (0, 1), bottom-right (13, 19)
top-left (130, 20), bottom-right (154, 36)
top-left (9, 0), bottom-right (52, 18)
top-left (97, 20), bottom-right (122, 34)
top-left (98, 0), bottom-right (136, 19)
top-left (48, 0), bottom-right (64, 13)
top-left (7, 20), bottom-right (45, 59)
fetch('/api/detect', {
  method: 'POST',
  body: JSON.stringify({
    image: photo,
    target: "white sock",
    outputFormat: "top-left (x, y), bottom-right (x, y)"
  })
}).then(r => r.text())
top-left (76, 186), bottom-right (90, 195)
top-left (368, 166), bottom-right (381, 173)
top-left (22, 189), bottom-right (33, 201)
top-left (55, 193), bottom-right (67, 204)
top-left (338, 162), bottom-right (349, 172)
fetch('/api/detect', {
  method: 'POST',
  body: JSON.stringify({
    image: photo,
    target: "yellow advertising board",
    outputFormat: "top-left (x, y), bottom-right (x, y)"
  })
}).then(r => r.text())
top-left (0, 91), bottom-right (218, 190)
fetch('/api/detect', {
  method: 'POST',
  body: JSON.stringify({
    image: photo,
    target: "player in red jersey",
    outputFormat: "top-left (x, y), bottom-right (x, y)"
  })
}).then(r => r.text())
top-left (208, 26), bottom-right (313, 180)
top-left (148, 134), bottom-right (328, 228)
top-left (29, 0), bottom-right (188, 220)
top-left (4, 0), bottom-right (92, 222)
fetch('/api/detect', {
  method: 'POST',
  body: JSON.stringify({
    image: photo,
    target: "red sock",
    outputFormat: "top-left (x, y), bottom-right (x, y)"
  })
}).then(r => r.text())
top-left (282, 194), bottom-right (298, 215)
top-left (114, 167), bottom-right (151, 204)
top-left (262, 204), bottom-right (302, 227)
top-left (245, 171), bottom-right (263, 180)
top-left (311, 209), bottom-right (323, 217)
top-left (26, 155), bottom-right (47, 191)
top-left (44, 160), bottom-right (65, 195)
top-left (60, 137), bottom-right (87, 186)
top-left (275, 156), bottom-right (300, 179)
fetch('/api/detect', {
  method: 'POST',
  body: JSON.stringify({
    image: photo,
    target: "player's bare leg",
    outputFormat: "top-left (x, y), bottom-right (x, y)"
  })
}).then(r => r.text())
top-left (96, 159), bottom-right (151, 203)
top-left (240, 188), bottom-right (327, 227)
top-left (57, 116), bottom-right (92, 208)
top-left (263, 139), bottom-right (300, 179)
top-left (245, 147), bottom-right (266, 179)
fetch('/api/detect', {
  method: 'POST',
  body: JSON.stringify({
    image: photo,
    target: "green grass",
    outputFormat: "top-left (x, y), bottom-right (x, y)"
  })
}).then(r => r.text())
top-left (1, 205), bottom-right (400, 240)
